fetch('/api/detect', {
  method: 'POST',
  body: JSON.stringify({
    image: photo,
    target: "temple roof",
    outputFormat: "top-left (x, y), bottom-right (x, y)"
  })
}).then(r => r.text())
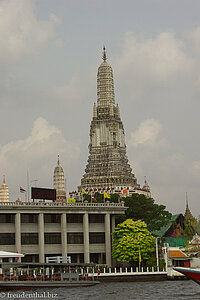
top-left (168, 249), bottom-right (188, 259)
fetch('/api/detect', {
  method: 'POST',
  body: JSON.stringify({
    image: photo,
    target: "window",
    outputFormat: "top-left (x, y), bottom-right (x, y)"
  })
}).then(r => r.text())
top-left (21, 233), bottom-right (38, 245)
top-left (21, 214), bottom-right (38, 223)
top-left (67, 233), bottom-right (83, 244)
top-left (0, 214), bottom-right (15, 223)
top-left (44, 214), bottom-right (61, 223)
top-left (89, 232), bottom-right (105, 244)
top-left (0, 233), bottom-right (15, 245)
top-left (89, 214), bottom-right (104, 223)
top-left (67, 214), bottom-right (83, 223)
top-left (44, 233), bottom-right (61, 244)
top-left (21, 254), bottom-right (39, 263)
top-left (67, 254), bottom-right (84, 263)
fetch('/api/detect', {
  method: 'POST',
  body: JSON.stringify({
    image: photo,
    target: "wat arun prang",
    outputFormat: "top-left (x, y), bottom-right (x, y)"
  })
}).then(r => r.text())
top-left (70, 48), bottom-right (150, 199)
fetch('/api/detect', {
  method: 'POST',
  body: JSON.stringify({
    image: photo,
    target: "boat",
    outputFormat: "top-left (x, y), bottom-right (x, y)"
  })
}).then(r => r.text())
top-left (173, 267), bottom-right (200, 285)
top-left (0, 262), bottom-right (100, 289)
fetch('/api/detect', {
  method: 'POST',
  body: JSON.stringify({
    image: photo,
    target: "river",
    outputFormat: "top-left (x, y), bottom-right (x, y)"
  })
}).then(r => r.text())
top-left (1, 280), bottom-right (200, 300)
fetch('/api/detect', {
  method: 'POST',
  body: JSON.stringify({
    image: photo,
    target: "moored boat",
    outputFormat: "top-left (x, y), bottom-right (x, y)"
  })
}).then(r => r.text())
top-left (173, 267), bottom-right (200, 285)
top-left (0, 262), bottom-right (99, 289)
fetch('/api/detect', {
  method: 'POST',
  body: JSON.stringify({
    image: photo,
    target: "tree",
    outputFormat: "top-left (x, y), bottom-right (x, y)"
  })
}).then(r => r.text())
top-left (112, 219), bottom-right (155, 264)
top-left (184, 217), bottom-right (197, 240)
top-left (116, 194), bottom-right (172, 231)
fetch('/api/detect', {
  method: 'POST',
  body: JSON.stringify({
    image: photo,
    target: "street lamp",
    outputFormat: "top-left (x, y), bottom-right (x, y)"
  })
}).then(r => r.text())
top-left (156, 237), bottom-right (161, 270)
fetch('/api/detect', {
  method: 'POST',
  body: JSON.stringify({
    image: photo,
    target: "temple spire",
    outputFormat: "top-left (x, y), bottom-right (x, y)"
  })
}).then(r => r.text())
top-left (57, 155), bottom-right (60, 166)
top-left (102, 46), bottom-right (107, 62)
top-left (3, 175), bottom-right (5, 184)
top-left (184, 192), bottom-right (193, 218)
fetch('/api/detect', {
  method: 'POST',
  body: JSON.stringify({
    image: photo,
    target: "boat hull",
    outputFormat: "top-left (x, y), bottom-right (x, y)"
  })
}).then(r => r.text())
top-left (173, 267), bottom-right (200, 285)
top-left (0, 280), bottom-right (99, 289)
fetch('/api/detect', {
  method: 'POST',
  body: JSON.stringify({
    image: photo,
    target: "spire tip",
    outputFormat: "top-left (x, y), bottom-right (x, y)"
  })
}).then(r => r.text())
top-left (102, 46), bottom-right (107, 62)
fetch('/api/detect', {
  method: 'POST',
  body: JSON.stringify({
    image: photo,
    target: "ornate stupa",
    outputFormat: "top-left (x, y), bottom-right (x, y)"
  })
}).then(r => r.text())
top-left (184, 192), bottom-right (193, 219)
top-left (76, 47), bottom-right (150, 198)
top-left (0, 176), bottom-right (9, 202)
top-left (53, 156), bottom-right (66, 202)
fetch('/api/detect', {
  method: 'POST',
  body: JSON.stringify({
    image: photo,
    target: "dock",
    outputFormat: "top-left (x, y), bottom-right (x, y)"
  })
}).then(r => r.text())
top-left (88, 266), bottom-right (167, 282)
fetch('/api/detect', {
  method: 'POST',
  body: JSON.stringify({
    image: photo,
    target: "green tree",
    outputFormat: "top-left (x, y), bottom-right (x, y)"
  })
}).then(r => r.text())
top-left (112, 219), bottom-right (155, 264)
top-left (184, 217), bottom-right (197, 240)
top-left (116, 194), bottom-right (172, 231)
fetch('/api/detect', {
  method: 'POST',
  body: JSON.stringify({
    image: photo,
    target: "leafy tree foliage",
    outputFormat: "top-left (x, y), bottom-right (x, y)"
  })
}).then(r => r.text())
top-left (116, 194), bottom-right (172, 231)
top-left (112, 219), bottom-right (155, 263)
top-left (184, 217), bottom-right (197, 240)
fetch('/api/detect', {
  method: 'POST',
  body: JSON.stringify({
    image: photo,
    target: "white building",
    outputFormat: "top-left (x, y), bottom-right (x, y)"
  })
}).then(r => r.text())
top-left (0, 201), bottom-right (126, 266)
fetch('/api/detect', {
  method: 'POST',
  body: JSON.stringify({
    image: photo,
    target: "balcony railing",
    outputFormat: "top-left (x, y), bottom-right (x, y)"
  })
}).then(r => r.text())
top-left (0, 201), bottom-right (125, 208)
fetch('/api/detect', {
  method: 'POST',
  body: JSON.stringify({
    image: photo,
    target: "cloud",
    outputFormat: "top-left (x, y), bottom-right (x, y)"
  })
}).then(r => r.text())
top-left (0, 0), bottom-right (61, 65)
top-left (186, 26), bottom-right (200, 52)
top-left (128, 119), bottom-right (164, 148)
top-left (51, 77), bottom-right (86, 105)
top-left (113, 31), bottom-right (193, 102)
top-left (0, 117), bottom-right (81, 200)
top-left (116, 31), bottom-right (192, 82)
top-left (193, 160), bottom-right (200, 170)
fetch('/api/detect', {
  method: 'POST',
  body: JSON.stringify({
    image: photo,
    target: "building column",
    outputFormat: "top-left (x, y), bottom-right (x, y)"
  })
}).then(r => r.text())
top-left (61, 213), bottom-right (67, 257)
top-left (105, 213), bottom-right (111, 267)
top-left (38, 213), bottom-right (44, 263)
top-left (111, 215), bottom-right (115, 237)
top-left (15, 213), bottom-right (21, 262)
top-left (111, 215), bottom-right (116, 267)
top-left (83, 213), bottom-right (89, 263)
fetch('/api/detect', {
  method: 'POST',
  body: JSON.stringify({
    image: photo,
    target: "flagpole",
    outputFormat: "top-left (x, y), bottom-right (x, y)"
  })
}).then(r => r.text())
top-left (138, 246), bottom-right (142, 272)
top-left (27, 170), bottom-right (30, 202)
top-left (139, 246), bottom-right (140, 272)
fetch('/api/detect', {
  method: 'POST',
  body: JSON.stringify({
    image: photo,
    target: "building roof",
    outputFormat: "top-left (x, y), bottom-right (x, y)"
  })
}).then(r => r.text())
top-left (168, 249), bottom-right (188, 258)
top-left (152, 214), bottom-right (181, 237)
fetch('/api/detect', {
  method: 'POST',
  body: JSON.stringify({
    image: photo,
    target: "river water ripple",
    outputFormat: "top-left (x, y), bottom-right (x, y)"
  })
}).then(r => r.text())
top-left (1, 280), bottom-right (200, 300)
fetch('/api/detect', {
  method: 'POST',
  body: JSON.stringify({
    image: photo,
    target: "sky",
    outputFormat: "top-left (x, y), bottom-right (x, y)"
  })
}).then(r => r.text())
top-left (0, 0), bottom-right (200, 217)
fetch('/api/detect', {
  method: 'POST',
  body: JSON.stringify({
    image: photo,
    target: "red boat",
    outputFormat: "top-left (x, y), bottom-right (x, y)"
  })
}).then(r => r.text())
top-left (173, 267), bottom-right (200, 285)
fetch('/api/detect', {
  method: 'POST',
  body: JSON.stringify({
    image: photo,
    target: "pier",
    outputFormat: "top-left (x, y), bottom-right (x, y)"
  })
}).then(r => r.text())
top-left (87, 266), bottom-right (167, 282)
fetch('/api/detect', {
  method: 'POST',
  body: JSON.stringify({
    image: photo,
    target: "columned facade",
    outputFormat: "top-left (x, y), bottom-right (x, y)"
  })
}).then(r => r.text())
top-left (0, 202), bottom-right (126, 266)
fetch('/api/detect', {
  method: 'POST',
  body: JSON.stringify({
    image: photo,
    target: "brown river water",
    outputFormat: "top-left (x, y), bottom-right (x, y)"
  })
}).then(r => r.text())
top-left (0, 280), bottom-right (199, 300)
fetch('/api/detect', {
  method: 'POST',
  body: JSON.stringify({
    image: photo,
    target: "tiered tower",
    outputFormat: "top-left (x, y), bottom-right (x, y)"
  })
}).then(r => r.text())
top-left (79, 48), bottom-right (150, 197)
top-left (0, 176), bottom-right (9, 202)
top-left (184, 192), bottom-right (193, 219)
top-left (53, 156), bottom-right (66, 202)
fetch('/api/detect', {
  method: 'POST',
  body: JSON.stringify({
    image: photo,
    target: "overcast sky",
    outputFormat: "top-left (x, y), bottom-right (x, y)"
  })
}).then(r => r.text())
top-left (0, 0), bottom-right (200, 216)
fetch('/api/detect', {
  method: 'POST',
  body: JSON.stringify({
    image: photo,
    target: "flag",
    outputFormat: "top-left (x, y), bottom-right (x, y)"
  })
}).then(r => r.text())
top-left (16, 249), bottom-right (19, 262)
top-left (92, 196), bottom-right (97, 202)
top-left (104, 192), bottom-right (111, 199)
top-left (139, 248), bottom-right (141, 265)
top-left (20, 187), bottom-right (26, 193)
top-left (81, 188), bottom-right (88, 195)
top-left (68, 198), bottom-right (76, 203)
top-left (123, 189), bottom-right (127, 194)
